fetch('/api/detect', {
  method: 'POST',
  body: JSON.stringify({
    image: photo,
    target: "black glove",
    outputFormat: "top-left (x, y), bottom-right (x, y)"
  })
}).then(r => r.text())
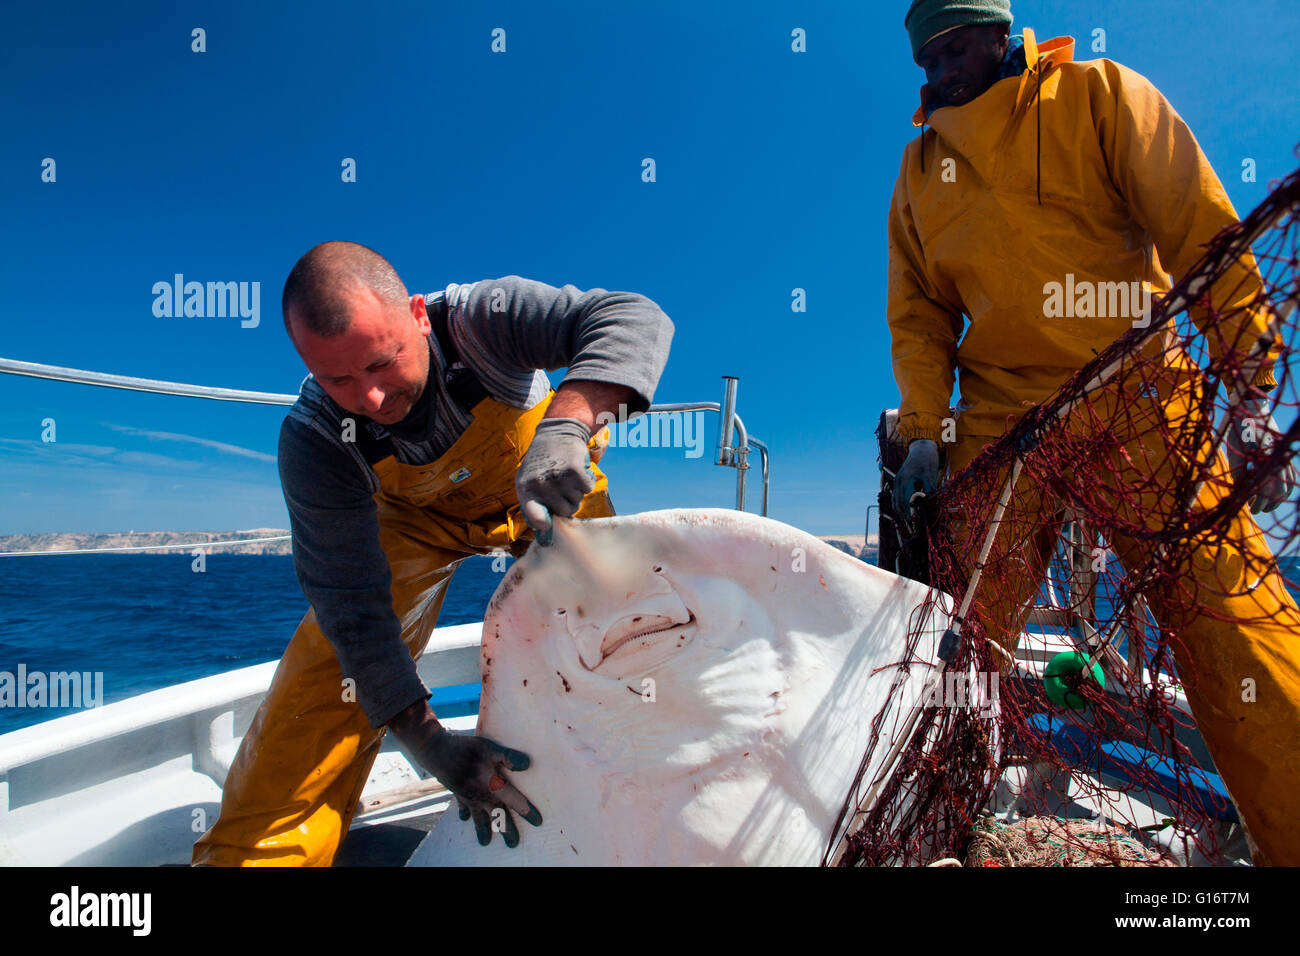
top-left (893, 438), bottom-right (940, 518)
top-left (515, 417), bottom-right (595, 545)
top-left (389, 704), bottom-right (542, 848)
top-left (1225, 397), bottom-right (1297, 514)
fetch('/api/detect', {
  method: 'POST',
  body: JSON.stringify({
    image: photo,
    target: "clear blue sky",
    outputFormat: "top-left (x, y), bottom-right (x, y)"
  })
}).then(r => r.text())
top-left (2, 0), bottom-right (1297, 536)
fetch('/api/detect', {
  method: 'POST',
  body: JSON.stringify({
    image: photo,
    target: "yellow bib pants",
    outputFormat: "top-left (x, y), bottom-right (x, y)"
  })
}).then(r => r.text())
top-left (945, 364), bottom-right (1300, 866)
top-left (192, 392), bottom-right (613, 866)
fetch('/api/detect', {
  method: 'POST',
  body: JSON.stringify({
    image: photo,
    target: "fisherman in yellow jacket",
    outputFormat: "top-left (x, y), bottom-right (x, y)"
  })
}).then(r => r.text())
top-left (887, 0), bottom-right (1300, 864)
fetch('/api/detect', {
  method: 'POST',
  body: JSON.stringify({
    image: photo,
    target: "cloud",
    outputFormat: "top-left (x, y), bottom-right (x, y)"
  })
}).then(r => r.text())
top-left (0, 439), bottom-right (117, 455)
top-left (0, 439), bottom-right (122, 465)
top-left (0, 438), bottom-right (217, 472)
top-left (116, 450), bottom-right (202, 469)
top-left (103, 424), bottom-right (276, 462)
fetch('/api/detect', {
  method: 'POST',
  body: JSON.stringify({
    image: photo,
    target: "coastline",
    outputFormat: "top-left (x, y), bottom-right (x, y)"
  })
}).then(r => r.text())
top-left (0, 529), bottom-right (880, 561)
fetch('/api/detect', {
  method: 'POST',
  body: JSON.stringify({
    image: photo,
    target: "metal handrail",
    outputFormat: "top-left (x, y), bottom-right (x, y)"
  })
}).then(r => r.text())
top-left (1, 359), bottom-right (772, 515)
top-left (0, 357), bottom-right (299, 405)
top-left (642, 396), bottom-right (767, 515)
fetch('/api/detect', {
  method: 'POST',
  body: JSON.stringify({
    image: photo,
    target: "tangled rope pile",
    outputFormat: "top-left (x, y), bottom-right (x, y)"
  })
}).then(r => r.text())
top-left (962, 815), bottom-right (1174, 867)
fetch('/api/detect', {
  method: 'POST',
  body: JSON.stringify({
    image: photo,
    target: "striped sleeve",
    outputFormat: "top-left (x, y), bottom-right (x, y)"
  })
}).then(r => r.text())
top-left (438, 276), bottom-right (674, 414)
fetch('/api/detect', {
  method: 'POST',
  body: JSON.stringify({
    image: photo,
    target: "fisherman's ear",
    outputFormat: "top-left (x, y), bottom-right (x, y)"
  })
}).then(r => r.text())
top-left (410, 294), bottom-right (431, 334)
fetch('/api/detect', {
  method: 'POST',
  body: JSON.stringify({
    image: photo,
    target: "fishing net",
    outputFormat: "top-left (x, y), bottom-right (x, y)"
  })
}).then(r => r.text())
top-left (829, 160), bottom-right (1300, 867)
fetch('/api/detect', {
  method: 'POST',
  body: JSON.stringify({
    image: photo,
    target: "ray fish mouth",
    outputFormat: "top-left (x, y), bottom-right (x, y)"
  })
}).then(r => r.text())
top-left (600, 612), bottom-right (694, 658)
top-left (580, 611), bottom-right (697, 674)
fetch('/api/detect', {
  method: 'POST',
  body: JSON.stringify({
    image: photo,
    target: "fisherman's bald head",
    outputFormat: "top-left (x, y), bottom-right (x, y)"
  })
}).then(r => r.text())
top-left (281, 240), bottom-right (409, 341)
top-left (281, 241), bottom-right (433, 424)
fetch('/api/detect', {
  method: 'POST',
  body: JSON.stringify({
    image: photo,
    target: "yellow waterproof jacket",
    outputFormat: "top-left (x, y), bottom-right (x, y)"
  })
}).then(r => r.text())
top-left (888, 30), bottom-right (1275, 445)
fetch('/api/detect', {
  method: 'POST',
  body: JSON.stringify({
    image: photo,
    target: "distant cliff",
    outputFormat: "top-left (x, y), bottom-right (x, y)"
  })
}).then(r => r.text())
top-left (0, 529), bottom-right (877, 562)
top-left (0, 529), bottom-right (292, 556)
top-left (818, 534), bottom-right (879, 563)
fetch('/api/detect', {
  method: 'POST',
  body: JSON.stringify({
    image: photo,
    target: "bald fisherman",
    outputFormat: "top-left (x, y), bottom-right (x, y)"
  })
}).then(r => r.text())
top-left (193, 241), bottom-right (673, 865)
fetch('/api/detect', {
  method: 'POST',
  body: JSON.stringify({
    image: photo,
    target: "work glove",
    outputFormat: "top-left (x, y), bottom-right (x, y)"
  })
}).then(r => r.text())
top-left (516, 417), bottom-right (595, 546)
top-left (893, 438), bottom-right (940, 518)
top-left (1225, 397), bottom-right (1298, 514)
top-left (389, 704), bottom-right (542, 848)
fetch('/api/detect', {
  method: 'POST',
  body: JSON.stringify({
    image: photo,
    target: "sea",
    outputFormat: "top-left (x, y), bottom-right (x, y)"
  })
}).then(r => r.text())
top-left (3, 552), bottom-right (1298, 736)
top-left (0, 553), bottom-right (508, 735)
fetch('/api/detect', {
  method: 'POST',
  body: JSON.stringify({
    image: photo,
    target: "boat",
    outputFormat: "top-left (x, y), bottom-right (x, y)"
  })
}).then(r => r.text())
top-left (0, 359), bottom-right (1259, 866)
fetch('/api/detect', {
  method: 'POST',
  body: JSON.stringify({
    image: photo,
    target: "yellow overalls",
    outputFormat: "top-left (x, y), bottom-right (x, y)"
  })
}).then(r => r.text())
top-left (884, 29), bottom-right (1300, 865)
top-left (192, 391), bottom-right (613, 866)
top-left (945, 360), bottom-right (1300, 866)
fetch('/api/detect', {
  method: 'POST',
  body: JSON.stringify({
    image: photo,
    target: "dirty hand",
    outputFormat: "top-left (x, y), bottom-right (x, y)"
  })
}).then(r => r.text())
top-left (390, 704), bottom-right (541, 848)
top-left (516, 417), bottom-right (595, 545)
top-left (893, 438), bottom-right (940, 517)
top-left (1226, 397), bottom-right (1297, 514)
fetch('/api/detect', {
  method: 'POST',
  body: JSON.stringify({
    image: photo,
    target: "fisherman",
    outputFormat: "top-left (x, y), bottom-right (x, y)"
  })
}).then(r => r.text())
top-left (886, 0), bottom-right (1300, 864)
top-left (192, 241), bottom-right (673, 865)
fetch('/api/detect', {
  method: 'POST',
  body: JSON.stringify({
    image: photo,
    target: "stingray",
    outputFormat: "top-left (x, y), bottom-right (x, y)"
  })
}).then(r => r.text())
top-left (406, 508), bottom-right (969, 866)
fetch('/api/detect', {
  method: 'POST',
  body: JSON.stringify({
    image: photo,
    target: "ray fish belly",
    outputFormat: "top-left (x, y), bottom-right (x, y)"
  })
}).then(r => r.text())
top-left (407, 508), bottom-right (962, 866)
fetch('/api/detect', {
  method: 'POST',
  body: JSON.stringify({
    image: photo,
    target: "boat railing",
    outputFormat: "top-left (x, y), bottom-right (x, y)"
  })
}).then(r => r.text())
top-left (0, 357), bottom-right (770, 516)
top-left (0, 623), bottom-right (483, 864)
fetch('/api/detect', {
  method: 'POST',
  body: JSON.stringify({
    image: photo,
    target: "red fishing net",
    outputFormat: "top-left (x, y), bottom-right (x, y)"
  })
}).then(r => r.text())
top-left (830, 160), bottom-right (1300, 867)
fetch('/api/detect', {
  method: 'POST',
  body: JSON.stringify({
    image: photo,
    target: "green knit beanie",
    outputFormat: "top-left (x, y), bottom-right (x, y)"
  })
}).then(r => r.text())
top-left (904, 0), bottom-right (1013, 61)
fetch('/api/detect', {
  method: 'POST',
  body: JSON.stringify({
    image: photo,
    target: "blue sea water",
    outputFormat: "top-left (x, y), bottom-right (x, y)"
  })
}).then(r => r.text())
top-left (0, 553), bottom-right (509, 734)
top-left (3, 551), bottom-right (1298, 737)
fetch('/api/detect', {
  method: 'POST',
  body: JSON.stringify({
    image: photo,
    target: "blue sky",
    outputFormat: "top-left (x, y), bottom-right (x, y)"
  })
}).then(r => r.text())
top-left (2, 0), bottom-right (1298, 536)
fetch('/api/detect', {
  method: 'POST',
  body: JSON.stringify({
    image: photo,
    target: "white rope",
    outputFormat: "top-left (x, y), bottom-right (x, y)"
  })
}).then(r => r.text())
top-left (0, 535), bottom-right (291, 557)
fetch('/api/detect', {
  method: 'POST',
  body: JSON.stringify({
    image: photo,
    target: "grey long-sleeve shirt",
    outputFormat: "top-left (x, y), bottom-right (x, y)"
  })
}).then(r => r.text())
top-left (278, 276), bottom-right (674, 727)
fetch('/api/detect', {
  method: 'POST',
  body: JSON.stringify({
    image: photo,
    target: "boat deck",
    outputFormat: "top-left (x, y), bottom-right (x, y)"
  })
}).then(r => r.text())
top-left (0, 618), bottom-right (1250, 866)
